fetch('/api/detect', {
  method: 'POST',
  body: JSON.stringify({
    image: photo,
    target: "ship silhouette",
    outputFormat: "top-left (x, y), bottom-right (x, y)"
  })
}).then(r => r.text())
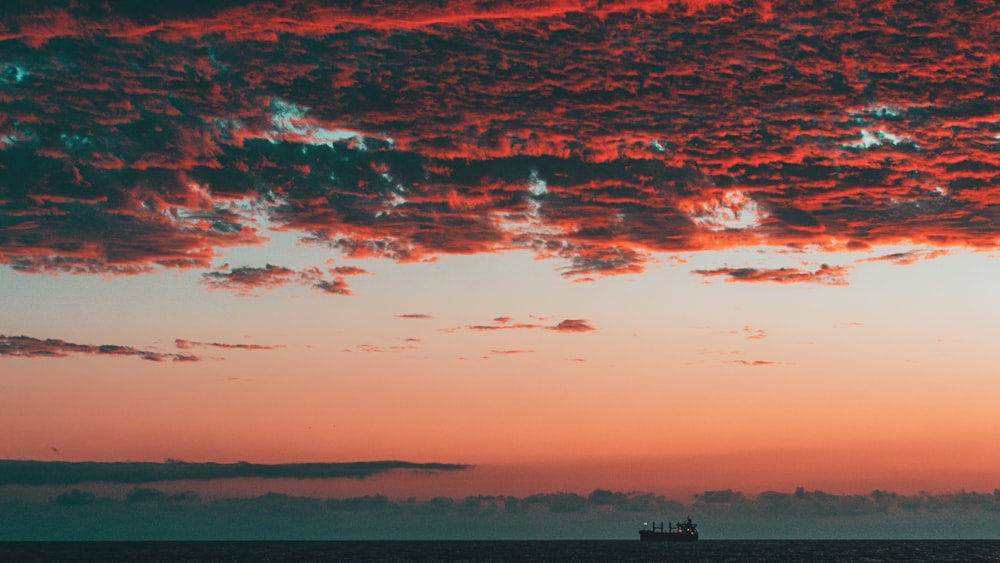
top-left (638, 516), bottom-right (698, 541)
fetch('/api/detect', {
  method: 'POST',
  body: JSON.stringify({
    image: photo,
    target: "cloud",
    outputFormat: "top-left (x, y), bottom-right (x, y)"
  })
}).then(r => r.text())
top-left (331, 266), bottom-right (370, 276)
top-left (124, 488), bottom-right (200, 504)
top-left (692, 265), bottom-right (851, 285)
top-left (694, 489), bottom-right (746, 504)
top-left (464, 317), bottom-right (596, 332)
top-left (396, 314), bottom-right (433, 320)
top-left (468, 323), bottom-right (540, 331)
top-left (49, 489), bottom-right (96, 507)
top-left (0, 335), bottom-right (200, 362)
top-left (547, 319), bottom-right (595, 333)
top-left (8, 486), bottom-right (1000, 540)
top-left (1, 1), bottom-right (996, 283)
top-left (200, 265), bottom-right (298, 294)
top-left (859, 249), bottom-right (950, 266)
top-left (730, 360), bottom-right (782, 367)
top-left (0, 1), bottom-right (747, 45)
top-left (488, 349), bottom-right (536, 355)
top-left (0, 460), bottom-right (472, 486)
top-left (201, 264), bottom-right (357, 296)
top-left (174, 339), bottom-right (284, 351)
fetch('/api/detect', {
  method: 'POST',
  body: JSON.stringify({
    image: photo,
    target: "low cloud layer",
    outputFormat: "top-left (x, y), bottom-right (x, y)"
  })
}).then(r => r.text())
top-left (4, 486), bottom-right (1000, 540)
top-left (0, 460), bottom-right (472, 486)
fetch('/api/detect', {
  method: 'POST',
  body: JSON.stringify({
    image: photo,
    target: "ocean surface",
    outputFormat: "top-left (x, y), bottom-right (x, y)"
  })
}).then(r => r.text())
top-left (2, 540), bottom-right (999, 562)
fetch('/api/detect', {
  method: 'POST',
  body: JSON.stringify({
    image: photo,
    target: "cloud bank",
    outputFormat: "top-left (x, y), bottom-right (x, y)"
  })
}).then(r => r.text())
top-left (4, 486), bottom-right (1000, 540)
top-left (0, 0), bottom-right (996, 284)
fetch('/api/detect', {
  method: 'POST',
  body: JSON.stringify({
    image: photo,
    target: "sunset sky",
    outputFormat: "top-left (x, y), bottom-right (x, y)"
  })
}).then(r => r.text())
top-left (2, 0), bottom-right (1000, 539)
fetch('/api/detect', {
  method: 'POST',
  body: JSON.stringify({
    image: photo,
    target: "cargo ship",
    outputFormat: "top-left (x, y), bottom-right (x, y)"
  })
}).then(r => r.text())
top-left (638, 517), bottom-right (698, 541)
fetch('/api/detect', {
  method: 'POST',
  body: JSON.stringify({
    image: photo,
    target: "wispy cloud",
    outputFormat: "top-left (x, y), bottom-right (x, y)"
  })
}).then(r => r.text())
top-left (201, 264), bottom-right (360, 296)
top-left (692, 265), bottom-right (851, 285)
top-left (488, 349), bottom-right (536, 355)
top-left (174, 339), bottom-right (284, 351)
top-left (730, 360), bottom-right (784, 367)
top-left (200, 265), bottom-right (299, 294)
top-left (0, 335), bottom-right (199, 362)
top-left (468, 323), bottom-right (541, 331)
top-left (462, 317), bottom-right (596, 333)
top-left (859, 249), bottom-right (950, 266)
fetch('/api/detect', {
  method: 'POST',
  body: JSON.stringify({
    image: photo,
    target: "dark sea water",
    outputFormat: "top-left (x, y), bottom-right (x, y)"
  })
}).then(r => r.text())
top-left (2, 540), bottom-right (1000, 562)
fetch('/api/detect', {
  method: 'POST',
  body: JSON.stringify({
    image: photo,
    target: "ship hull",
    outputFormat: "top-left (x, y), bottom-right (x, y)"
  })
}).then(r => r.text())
top-left (638, 530), bottom-right (698, 542)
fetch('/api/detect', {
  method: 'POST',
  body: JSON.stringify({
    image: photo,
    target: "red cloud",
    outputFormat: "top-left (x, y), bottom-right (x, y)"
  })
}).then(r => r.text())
top-left (1, 1), bottom-right (996, 283)
top-left (693, 265), bottom-right (851, 285)
top-left (396, 314), bottom-right (433, 319)
top-left (1, 335), bottom-right (200, 362)
top-left (331, 266), bottom-right (370, 276)
top-left (0, 1), bottom-right (748, 45)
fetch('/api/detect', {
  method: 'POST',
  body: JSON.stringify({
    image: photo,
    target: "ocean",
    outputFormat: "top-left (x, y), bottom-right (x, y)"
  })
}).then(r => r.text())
top-left (2, 540), bottom-right (999, 562)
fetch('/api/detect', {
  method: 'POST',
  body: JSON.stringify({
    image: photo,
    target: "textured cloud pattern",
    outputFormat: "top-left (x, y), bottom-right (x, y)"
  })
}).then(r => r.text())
top-left (0, 0), bottom-right (996, 283)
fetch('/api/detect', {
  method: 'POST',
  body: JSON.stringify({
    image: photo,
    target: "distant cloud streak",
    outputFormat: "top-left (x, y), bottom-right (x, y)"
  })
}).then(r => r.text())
top-left (730, 360), bottom-right (782, 367)
top-left (0, 460), bottom-right (472, 486)
top-left (0, 335), bottom-right (199, 362)
top-left (547, 319), bottom-right (595, 333)
top-left (464, 317), bottom-right (596, 333)
top-left (174, 339), bottom-right (284, 351)
top-left (201, 264), bottom-right (359, 296)
top-left (859, 250), bottom-right (951, 266)
top-left (692, 265), bottom-right (851, 285)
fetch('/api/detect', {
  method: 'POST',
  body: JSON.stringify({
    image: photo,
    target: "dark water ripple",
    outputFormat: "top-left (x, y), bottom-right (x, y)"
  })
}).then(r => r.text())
top-left (2, 540), bottom-right (999, 563)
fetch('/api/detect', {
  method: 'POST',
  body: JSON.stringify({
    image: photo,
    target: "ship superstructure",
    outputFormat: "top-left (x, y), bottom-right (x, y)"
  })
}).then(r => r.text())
top-left (638, 516), bottom-right (698, 541)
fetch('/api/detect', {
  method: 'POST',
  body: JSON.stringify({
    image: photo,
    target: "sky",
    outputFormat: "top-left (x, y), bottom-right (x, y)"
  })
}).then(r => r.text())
top-left (1, 0), bottom-right (999, 540)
